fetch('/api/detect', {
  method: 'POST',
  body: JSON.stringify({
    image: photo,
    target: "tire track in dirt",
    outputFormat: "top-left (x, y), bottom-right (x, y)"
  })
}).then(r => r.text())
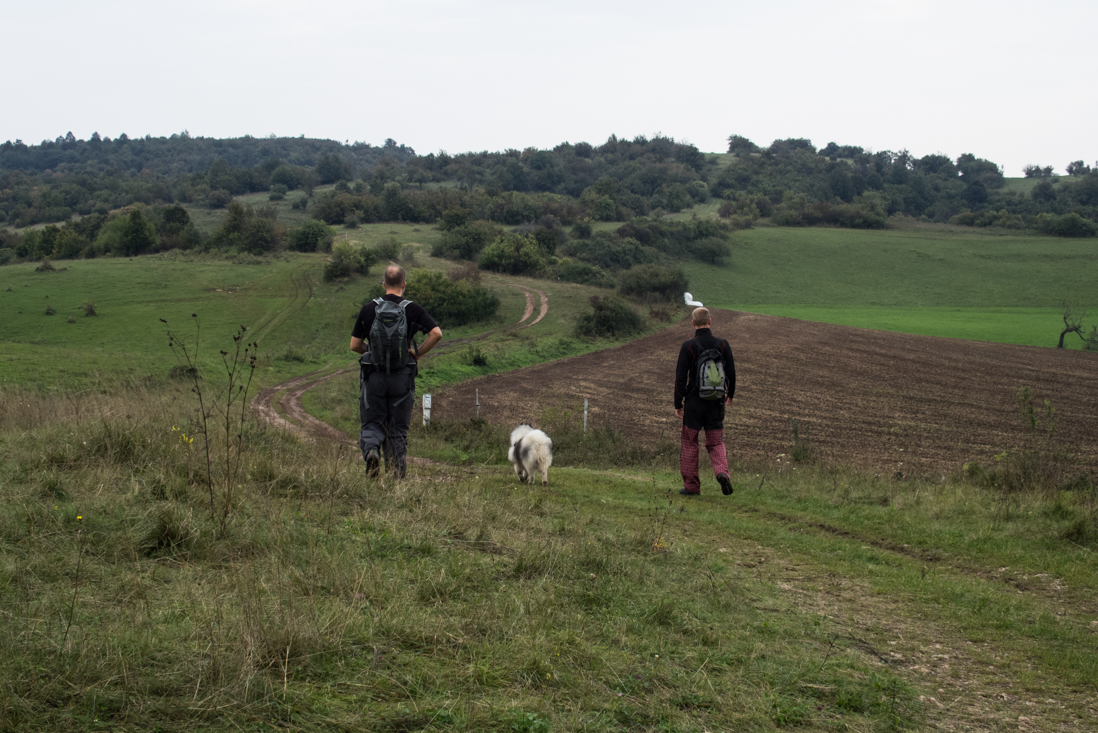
top-left (252, 282), bottom-right (547, 442)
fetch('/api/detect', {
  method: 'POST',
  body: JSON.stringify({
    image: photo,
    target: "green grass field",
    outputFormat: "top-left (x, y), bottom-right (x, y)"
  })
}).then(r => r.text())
top-left (682, 226), bottom-right (1098, 348)
top-left (4, 218), bottom-right (1098, 730)
top-left (0, 253), bottom-right (343, 389)
top-left (1, 384), bottom-right (1096, 731)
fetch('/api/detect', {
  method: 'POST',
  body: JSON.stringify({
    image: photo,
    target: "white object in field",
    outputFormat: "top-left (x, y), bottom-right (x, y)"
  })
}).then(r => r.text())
top-left (684, 292), bottom-right (704, 307)
top-left (423, 394), bottom-right (432, 426)
top-left (583, 398), bottom-right (589, 434)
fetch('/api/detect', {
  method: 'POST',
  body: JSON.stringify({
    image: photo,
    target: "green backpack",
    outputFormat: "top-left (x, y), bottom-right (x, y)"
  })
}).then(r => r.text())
top-left (695, 344), bottom-right (727, 401)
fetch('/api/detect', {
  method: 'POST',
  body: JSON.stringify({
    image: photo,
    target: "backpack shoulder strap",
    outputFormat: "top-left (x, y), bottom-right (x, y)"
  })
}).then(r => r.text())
top-left (372, 296), bottom-right (384, 306)
top-left (399, 299), bottom-right (411, 308)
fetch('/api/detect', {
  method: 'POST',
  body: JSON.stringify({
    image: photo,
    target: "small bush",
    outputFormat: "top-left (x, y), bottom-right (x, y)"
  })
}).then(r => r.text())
top-left (375, 240), bottom-right (401, 260)
top-left (575, 295), bottom-right (645, 339)
top-left (478, 233), bottom-right (547, 276)
top-left (571, 218), bottom-right (593, 239)
top-left (83, 302), bottom-right (97, 317)
top-left (618, 263), bottom-right (689, 302)
top-left (67, 315), bottom-right (76, 323)
top-left (404, 270), bottom-right (500, 326)
top-left (1033, 212), bottom-right (1098, 238)
top-left (44, 305), bottom-right (56, 315)
top-left (207, 189), bottom-right (233, 208)
top-left (324, 242), bottom-right (379, 281)
top-left (289, 220), bottom-right (334, 252)
top-left (463, 345), bottom-right (489, 367)
top-left (553, 259), bottom-right (615, 288)
top-left (35, 259), bottom-right (55, 272)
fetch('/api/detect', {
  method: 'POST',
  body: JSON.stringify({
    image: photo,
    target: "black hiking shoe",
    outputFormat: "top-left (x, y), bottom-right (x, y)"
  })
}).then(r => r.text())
top-left (365, 448), bottom-right (380, 478)
top-left (679, 488), bottom-right (701, 496)
top-left (717, 473), bottom-right (734, 496)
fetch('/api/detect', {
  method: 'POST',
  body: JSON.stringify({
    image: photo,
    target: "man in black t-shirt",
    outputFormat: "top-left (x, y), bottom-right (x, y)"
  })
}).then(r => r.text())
top-left (350, 266), bottom-right (442, 477)
top-left (674, 307), bottom-right (736, 496)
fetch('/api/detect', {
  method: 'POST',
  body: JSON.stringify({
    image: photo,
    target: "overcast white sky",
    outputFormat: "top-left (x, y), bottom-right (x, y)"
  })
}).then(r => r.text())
top-left (3, 0), bottom-right (1094, 176)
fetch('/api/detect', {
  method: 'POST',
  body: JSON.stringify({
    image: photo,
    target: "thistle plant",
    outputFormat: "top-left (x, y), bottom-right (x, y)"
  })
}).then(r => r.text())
top-left (162, 314), bottom-right (259, 532)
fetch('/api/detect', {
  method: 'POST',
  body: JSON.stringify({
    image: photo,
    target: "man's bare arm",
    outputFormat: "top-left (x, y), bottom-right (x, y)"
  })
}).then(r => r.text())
top-left (350, 336), bottom-right (366, 354)
top-left (412, 327), bottom-right (443, 359)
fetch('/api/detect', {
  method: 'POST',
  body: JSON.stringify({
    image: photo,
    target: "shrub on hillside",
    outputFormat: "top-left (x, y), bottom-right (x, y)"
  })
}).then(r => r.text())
top-left (617, 263), bottom-right (689, 302)
top-left (289, 220), bottom-right (335, 252)
top-left (571, 218), bottom-right (593, 239)
top-left (433, 220), bottom-right (502, 261)
top-left (560, 232), bottom-right (657, 271)
top-left (689, 237), bottom-right (731, 264)
top-left (575, 295), bottom-right (645, 339)
top-left (96, 210), bottom-right (161, 256)
top-left (553, 259), bottom-right (615, 288)
top-left (1032, 212), bottom-right (1098, 238)
top-left (324, 242), bottom-right (379, 281)
top-left (478, 233), bottom-right (547, 276)
top-left (375, 240), bottom-right (401, 260)
top-left (205, 202), bottom-right (285, 254)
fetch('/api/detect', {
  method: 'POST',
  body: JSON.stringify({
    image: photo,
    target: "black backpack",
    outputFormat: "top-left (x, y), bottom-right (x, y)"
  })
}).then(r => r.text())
top-left (694, 341), bottom-right (727, 401)
top-left (368, 297), bottom-right (412, 374)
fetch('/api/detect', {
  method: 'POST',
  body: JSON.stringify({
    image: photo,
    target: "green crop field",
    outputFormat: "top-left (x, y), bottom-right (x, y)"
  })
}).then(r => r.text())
top-left (682, 226), bottom-right (1098, 348)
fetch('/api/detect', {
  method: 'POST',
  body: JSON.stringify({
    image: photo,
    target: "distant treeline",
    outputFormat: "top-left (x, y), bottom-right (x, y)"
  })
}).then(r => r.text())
top-left (2, 131), bottom-right (1097, 241)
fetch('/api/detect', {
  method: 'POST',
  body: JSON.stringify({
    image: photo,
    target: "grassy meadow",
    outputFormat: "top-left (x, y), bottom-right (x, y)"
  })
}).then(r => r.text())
top-left (2, 383), bottom-right (1097, 731)
top-left (4, 217), bottom-right (1098, 730)
top-left (682, 225), bottom-right (1098, 348)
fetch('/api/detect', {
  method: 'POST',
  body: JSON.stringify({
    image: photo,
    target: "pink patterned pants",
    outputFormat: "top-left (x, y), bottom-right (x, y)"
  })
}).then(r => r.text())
top-left (680, 426), bottom-right (728, 493)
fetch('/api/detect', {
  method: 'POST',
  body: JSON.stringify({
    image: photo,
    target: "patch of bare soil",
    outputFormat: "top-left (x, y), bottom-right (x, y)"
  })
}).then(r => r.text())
top-left (436, 310), bottom-right (1098, 475)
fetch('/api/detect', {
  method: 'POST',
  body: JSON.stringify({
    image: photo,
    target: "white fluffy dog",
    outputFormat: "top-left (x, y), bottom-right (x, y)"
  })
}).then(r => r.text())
top-left (508, 424), bottom-right (553, 486)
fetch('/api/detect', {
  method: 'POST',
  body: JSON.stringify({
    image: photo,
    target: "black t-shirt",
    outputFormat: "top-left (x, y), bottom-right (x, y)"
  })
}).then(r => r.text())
top-left (351, 294), bottom-right (438, 345)
top-left (674, 328), bottom-right (736, 409)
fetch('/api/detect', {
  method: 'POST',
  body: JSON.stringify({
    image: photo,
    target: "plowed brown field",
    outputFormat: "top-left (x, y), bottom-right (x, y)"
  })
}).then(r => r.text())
top-left (436, 310), bottom-right (1098, 475)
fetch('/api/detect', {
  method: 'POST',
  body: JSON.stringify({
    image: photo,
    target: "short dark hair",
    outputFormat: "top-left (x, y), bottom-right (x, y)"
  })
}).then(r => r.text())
top-left (383, 265), bottom-right (406, 288)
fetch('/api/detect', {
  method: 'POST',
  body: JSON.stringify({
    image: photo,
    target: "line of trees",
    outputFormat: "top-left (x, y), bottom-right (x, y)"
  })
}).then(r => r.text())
top-left (715, 136), bottom-right (1098, 235)
top-left (3, 131), bottom-right (1097, 249)
top-left (0, 134), bottom-right (414, 228)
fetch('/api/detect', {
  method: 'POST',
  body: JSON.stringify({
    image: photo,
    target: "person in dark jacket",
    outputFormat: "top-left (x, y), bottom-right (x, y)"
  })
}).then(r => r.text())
top-left (350, 266), bottom-right (442, 478)
top-left (674, 307), bottom-right (736, 496)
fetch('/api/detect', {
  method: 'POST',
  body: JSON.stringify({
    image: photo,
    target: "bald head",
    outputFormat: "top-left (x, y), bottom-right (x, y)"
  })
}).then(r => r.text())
top-left (383, 265), bottom-right (406, 290)
top-left (692, 307), bottom-right (711, 327)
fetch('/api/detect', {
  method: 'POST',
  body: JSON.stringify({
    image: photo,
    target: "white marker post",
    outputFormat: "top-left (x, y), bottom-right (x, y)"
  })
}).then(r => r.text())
top-left (583, 398), bottom-right (589, 435)
top-left (423, 394), bottom-right (432, 427)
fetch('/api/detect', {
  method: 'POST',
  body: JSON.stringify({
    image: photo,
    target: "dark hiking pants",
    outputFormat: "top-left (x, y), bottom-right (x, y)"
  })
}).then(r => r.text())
top-left (359, 364), bottom-right (416, 477)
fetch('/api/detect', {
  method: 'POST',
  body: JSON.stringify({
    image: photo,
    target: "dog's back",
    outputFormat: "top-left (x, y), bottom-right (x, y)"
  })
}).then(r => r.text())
top-left (509, 424), bottom-right (552, 486)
